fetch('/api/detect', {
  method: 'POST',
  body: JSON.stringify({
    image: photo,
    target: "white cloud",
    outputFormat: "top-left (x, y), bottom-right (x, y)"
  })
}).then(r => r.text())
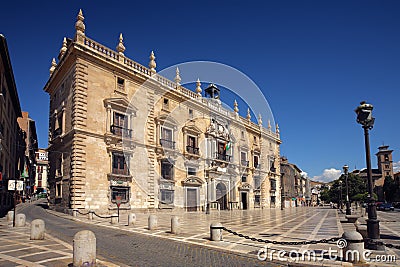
top-left (394, 161), bottom-right (400, 173)
top-left (301, 171), bottom-right (308, 178)
top-left (312, 168), bottom-right (342, 183)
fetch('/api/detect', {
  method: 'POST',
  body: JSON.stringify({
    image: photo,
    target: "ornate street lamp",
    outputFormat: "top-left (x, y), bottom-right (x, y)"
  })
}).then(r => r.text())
top-left (343, 165), bottom-right (351, 215)
top-left (355, 101), bottom-right (382, 250)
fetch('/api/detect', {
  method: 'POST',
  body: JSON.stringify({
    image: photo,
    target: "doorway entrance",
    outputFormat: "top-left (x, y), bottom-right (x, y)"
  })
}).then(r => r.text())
top-left (241, 192), bottom-right (248, 210)
top-left (186, 188), bottom-right (198, 212)
top-left (216, 182), bottom-right (227, 210)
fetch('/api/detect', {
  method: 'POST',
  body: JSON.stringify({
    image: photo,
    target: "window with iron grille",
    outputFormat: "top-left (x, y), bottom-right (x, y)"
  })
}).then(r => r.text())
top-left (161, 159), bottom-right (174, 180)
top-left (112, 153), bottom-right (129, 175)
top-left (160, 189), bottom-right (174, 204)
top-left (111, 186), bottom-right (130, 203)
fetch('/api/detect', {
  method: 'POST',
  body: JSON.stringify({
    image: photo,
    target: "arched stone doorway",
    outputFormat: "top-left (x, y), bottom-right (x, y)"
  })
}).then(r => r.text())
top-left (216, 182), bottom-right (228, 210)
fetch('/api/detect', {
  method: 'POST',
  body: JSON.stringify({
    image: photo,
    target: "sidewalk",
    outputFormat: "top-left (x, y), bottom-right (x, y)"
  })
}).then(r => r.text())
top-left (0, 208), bottom-right (117, 266)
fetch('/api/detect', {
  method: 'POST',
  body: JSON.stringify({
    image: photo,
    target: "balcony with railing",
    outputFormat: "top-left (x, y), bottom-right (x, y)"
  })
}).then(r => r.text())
top-left (110, 125), bottom-right (132, 138)
top-left (215, 152), bottom-right (231, 162)
top-left (186, 146), bottom-right (199, 155)
top-left (112, 167), bottom-right (130, 176)
top-left (160, 139), bottom-right (175, 149)
top-left (53, 128), bottom-right (62, 139)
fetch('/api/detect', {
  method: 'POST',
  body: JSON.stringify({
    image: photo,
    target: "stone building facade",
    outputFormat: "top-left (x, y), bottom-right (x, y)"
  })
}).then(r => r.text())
top-left (0, 34), bottom-right (24, 215)
top-left (17, 111), bottom-right (38, 198)
top-left (45, 10), bottom-right (281, 213)
top-left (34, 149), bottom-right (48, 194)
top-left (280, 157), bottom-right (308, 207)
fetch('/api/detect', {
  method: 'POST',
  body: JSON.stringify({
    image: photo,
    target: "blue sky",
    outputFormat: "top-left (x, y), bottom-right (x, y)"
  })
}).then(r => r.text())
top-left (1, 1), bottom-right (399, 181)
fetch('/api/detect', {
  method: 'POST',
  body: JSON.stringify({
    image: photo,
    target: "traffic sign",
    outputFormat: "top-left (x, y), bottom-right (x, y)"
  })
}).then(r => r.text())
top-left (8, 180), bottom-right (23, 191)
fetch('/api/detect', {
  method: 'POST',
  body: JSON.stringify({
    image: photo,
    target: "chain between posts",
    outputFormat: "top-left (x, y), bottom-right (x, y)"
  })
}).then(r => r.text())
top-left (366, 239), bottom-right (400, 250)
top-left (75, 210), bottom-right (90, 216)
top-left (222, 227), bottom-right (341, 246)
top-left (92, 211), bottom-right (113, 219)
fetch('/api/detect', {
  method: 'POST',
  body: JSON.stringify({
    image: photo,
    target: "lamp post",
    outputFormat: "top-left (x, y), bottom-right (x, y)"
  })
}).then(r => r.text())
top-left (338, 180), bottom-right (343, 210)
top-left (355, 101), bottom-right (382, 250)
top-left (343, 165), bottom-right (351, 215)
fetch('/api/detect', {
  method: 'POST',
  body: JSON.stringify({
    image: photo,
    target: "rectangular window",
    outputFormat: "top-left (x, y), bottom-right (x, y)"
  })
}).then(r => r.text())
top-left (241, 131), bottom-right (245, 139)
top-left (56, 182), bottom-right (62, 198)
top-left (163, 98), bottom-right (169, 110)
top-left (270, 159), bottom-right (276, 172)
top-left (254, 155), bottom-right (259, 168)
top-left (241, 175), bottom-right (247, 182)
top-left (117, 77), bottom-right (125, 91)
top-left (111, 112), bottom-right (131, 137)
top-left (112, 153), bottom-right (129, 175)
top-left (161, 160), bottom-right (174, 180)
top-left (160, 189), bottom-right (174, 204)
top-left (160, 126), bottom-right (174, 149)
top-left (187, 167), bottom-right (197, 176)
top-left (186, 135), bottom-right (198, 154)
top-left (188, 109), bottom-right (193, 118)
top-left (111, 186), bottom-right (129, 202)
top-left (56, 157), bottom-right (62, 176)
top-left (241, 152), bottom-right (248, 166)
top-left (270, 179), bottom-right (276, 191)
top-left (254, 176), bottom-right (261, 189)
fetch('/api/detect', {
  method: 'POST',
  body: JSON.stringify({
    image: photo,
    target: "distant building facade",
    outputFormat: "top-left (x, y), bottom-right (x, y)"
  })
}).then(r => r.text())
top-left (17, 111), bottom-right (38, 197)
top-left (0, 34), bottom-right (24, 214)
top-left (280, 157), bottom-right (307, 207)
top-left (44, 10), bottom-right (282, 213)
top-left (35, 149), bottom-right (48, 194)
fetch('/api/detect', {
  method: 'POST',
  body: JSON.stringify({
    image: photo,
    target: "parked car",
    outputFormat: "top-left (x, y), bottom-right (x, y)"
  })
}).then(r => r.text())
top-left (377, 203), bottom-right (394, 211)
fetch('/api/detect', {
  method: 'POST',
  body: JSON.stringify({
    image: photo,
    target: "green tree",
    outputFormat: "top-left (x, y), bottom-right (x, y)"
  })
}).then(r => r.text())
top-left (322, 173), bottom-right (368, 206)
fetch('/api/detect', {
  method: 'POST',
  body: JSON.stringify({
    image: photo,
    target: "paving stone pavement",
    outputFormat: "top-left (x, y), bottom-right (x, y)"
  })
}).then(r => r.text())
top-left (0, 216), bottom-right (118, 267)
top-left (3, 201), bottom-right (399, 266)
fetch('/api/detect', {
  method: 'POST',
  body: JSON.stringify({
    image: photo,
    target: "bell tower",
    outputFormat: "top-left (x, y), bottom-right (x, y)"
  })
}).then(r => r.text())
top-left (204, 84), bottom-right (220, 100)
top-left (376, 145), bottom-right (394, 178)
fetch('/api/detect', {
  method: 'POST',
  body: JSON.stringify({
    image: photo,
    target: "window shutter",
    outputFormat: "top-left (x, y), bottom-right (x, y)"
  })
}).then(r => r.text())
top-left (211, 139), bottom-right (216, 158)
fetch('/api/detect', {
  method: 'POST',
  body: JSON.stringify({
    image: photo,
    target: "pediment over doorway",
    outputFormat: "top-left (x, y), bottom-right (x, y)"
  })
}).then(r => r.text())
top-left (182, 176), bottom-right (204, 187)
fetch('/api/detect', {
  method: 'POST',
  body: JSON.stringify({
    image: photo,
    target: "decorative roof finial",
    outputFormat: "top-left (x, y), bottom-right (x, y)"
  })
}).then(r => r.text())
top-left (59, 37), bottom-right (67, 59)
top-left (75, 9), bottom-right (85, 36)
top-left (276, 123), bottom-right (280, 134)
top-left (174, 67), bottom-right (181, 87)
top-left (268, 120), bottom-right (272, 131)
top-left (149, 51), bottom-right (156, 74)
top-left (258, 113), bottom-right (262, 126)
top-left (49, 58), bottom-right (57, 76)
top-left (247, 108), bottom-right (251, 121)
top-left (195, 78), bottom-right (202, 96)
top-left (234, 100), bottom-right (239, 113)
top-left (116, 33), bottom-right (125, 55)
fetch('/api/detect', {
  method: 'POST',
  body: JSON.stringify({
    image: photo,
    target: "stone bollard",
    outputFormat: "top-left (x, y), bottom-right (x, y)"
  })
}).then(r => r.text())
top-left (30, 219), bottom-right (45, 240)
top-left (111, 214), bottom-right (118, 224)
top-left (72, 209), bottom-right (78, 217)
top-left (171, 216), bottom-right (180, 234)
top-left (128, 213), bottom-right (136, 226)
top-left (210, 222), bottom-right (223, 241)
top-left (15, 213), bottom-right (26, 227)
top-left (6, 210), bottom-right (14, 223)
top-left (88, 211), bottom-right (93, 221)
top-left (342, 231), bottom-right (365, 263)
top-left (73, 230), bottom-right (96, 267)
top-left (148, 214), bottom-right (157, 230)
